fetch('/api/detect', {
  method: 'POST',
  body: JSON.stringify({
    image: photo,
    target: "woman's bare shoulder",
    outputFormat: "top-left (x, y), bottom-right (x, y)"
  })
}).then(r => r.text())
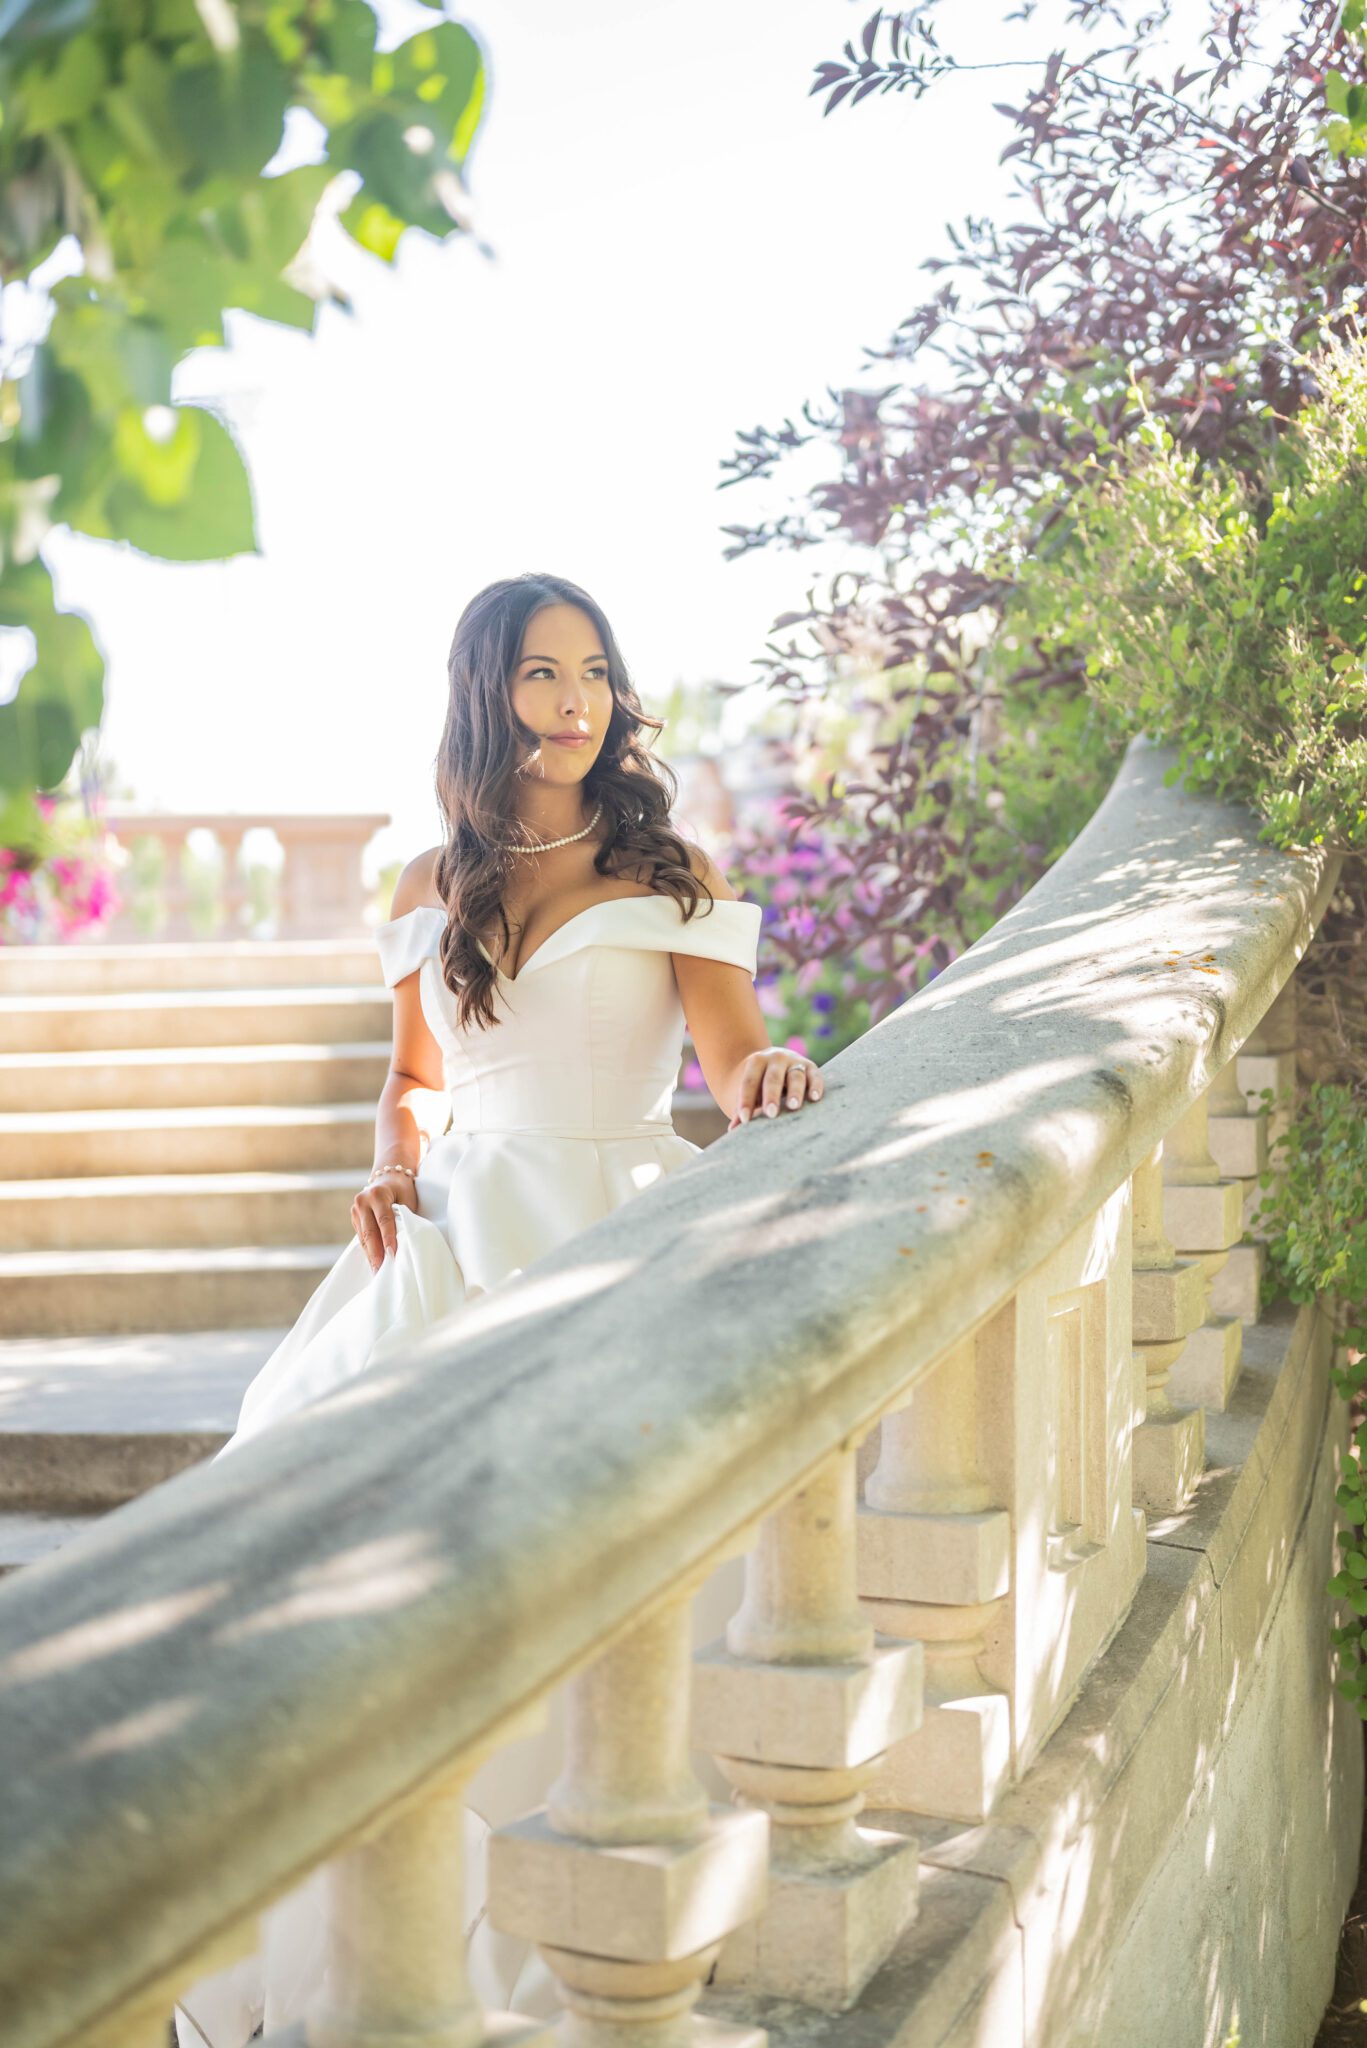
top-left (388, 846), bottom-right (445, 919)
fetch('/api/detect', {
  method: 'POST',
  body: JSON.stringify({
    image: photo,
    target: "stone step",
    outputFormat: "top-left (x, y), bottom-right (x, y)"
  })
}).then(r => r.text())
top-left (0, 1041), bottom-right (391, 1113)
top-left (0, 1509), bottom-right (110, 1575)
top-left (0, 1168), bottom-right (362, 1251)
top-left (0, 984), bottom-right (393, 1055)
top-left (0, 1326), bottom-right (268, 1507)
top-left (0, 1102), bottom-right (377, 1180)
top-left (0, 1245), bottom-right (339, 1337)
top-left (0, 937), bottom-right (383, 997)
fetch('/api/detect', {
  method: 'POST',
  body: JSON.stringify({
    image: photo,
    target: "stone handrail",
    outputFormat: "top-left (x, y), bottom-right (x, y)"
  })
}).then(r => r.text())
top-left (0, 738), bottom-right (1341, 2047)
top-left (97, 809), bottom-right (391, 941)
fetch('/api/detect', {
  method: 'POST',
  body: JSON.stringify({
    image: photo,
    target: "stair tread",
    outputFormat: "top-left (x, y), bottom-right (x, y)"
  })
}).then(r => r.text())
top-left (0, 985), bottom-right (387, 1014)
top-left (0, 1041), bottom-right (391, 1070)
top-left (0, 1168), bottom-right (365, 1199)
top-left (0, 1507), bottom-right (109, 1568)
top-left (0, 1244), bottom-right (343, 1275)
top-left (0, 1327), bottom-right (283, 1433)
top-left (0, 1102), bottom-right (376, 1133)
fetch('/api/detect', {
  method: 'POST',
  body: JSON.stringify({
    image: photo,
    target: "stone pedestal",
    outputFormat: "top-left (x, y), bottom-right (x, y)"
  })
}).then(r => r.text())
top-left (695, 1449), bottom-right (922, 2012)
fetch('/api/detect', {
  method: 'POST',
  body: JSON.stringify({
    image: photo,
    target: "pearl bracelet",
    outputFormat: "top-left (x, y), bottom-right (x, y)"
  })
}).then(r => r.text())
top-left (367, 1163), bottom-right (418, 1187)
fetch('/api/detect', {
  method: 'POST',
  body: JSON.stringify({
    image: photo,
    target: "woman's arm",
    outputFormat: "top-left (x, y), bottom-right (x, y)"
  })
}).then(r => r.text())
top-left (375, 850), bottom-right (452, 1173)
top-left (672, 843), bottom-right (824, 1127)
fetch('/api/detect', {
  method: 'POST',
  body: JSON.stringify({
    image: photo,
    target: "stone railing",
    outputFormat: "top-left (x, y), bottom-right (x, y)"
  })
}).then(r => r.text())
top-left (97, 809), bottom-right (391, 940)
top-left (0, 739), bottom-right (1353, 2048)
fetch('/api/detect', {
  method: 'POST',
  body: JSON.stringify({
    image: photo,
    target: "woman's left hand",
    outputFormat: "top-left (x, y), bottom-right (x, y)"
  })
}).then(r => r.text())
top-left (727, 1047), bottom-right (824, 1131)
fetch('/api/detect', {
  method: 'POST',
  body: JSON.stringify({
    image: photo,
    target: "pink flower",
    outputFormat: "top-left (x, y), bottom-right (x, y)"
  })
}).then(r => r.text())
top-left (681, 1058), bottom-right (704, 1092)
top-left (783, 1034), bottom-right (809, 1057)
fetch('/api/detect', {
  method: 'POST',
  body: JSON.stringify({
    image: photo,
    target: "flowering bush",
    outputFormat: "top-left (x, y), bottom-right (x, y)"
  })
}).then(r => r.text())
top-left (0, 790), bottom-right (126, 944)
top-left (709, 799), bottom-right (901, 1066)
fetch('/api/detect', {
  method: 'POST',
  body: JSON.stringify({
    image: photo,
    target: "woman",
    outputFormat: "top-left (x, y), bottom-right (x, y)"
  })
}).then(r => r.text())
top-left (173, 571), bottom-right (823, 2046)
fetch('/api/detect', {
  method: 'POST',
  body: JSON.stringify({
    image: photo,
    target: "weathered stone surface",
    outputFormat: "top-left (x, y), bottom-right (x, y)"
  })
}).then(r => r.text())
top-left (1167, 1314), bottom-right (1243, 1411)
top-left (855, 1507), bottom-right (1010, 1608)
top-left (710, 1826), bottom-right (921, 2013)
top-left (693, 1636), bottom-right (923, 1771)
top-left (1132, 1260), bottom-right (1206, 1344)
top-left (1210, 1239), bottom-right (1265, 1323)
top-left (1132, 1403), bottom-right (1205, 1515)
top-left (1162, 1178), bottom-right (1245, 1254)
top-left (486, 1806), bottom-right (769, 1963)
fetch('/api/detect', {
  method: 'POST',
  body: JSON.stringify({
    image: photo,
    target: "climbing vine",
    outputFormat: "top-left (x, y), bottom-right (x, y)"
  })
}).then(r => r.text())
top-left (986, 324), bottom-right (1367, 1707)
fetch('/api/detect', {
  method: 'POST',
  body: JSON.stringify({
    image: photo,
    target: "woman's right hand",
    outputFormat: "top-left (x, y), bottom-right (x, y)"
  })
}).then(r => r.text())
top-left (353, 1170), bottom-right (421, 1274)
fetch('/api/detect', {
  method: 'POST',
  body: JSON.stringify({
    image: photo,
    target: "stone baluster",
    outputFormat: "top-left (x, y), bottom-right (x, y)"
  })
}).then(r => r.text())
top-left (1205, 1059), bottom-right (1270, 1324)
top-left (692, 1446), bottom-right (922, 2013)
top-left (488, 1586), bottom-right (769, 2047)
top-left (276, 819), bottom-right (377, 939)
top-left (1162, 1089), bottom-right (1245, 1411)
top-left (1130, 1143), bottom-right (1206, 1512)
top-left (854, 1335), bottom-right (1012, 1824)
top-left (1237, 977), bottom-right (1299, 1244)
top-left (158, 824), bottom-right (195, 942)
top-left (215, 823), bottom-right (252, 940)
top-left (310, 1752), bottom-right (553, 2048)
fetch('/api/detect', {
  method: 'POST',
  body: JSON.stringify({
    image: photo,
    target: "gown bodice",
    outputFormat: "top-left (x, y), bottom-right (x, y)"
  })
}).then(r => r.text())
top-left (375, 892), bottom-right (763, 1138)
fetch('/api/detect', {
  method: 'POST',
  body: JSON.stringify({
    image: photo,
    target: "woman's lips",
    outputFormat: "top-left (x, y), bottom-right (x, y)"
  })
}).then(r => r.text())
top-left (547, 734), bottom-right (592, 748)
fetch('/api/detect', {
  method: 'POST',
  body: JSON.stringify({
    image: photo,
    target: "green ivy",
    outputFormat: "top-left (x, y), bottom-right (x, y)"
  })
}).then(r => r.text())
top-left (988, 331), bottom-right (1367, 858)
top-left (991, 326), bottom-right (1367, 1711)
top-left (1253, 1082), bottom-right (1367, 1711)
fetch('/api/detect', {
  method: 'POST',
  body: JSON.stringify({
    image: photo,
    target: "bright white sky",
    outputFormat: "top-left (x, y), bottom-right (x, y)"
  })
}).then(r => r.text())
top-left (9, 0), bottom-right (1216, 875)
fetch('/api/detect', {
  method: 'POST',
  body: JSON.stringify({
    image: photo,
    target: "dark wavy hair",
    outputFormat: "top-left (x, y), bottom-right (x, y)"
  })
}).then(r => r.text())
top-left (431, 572), bottom-right (714, 1031)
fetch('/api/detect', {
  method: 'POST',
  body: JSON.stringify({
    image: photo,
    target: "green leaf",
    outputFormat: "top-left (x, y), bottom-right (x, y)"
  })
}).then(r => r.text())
top-left (0, 558), bottom-right (104, 799)
top-left (104, 404), bottom-right (258, 560)
top-left (315, 0), bottom-right (379, 84)
top-left (167, 38), bottom-right (291, 180)
top-left (387, 21), bottom-right (482, 158)
top-left (17, 28), bottom-right (107, 131)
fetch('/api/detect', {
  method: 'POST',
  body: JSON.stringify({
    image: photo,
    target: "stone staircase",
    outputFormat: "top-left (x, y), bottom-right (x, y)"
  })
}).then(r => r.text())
top-left (0, 934), bottom-right (724, 1578)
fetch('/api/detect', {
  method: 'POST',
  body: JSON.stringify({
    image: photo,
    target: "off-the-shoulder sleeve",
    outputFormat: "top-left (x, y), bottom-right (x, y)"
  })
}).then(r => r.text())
top-left (661, 896), bottom-right (763, 977)
top-left (375, 905), bottom-right (446, 988)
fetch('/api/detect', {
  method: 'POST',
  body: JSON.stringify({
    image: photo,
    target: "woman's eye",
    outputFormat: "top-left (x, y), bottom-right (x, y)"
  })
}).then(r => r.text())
top-left (532, 666), bottom-right (608, 681)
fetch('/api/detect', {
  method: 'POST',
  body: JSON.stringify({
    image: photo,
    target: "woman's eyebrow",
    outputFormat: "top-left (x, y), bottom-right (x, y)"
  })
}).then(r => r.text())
top-left (519, 653), bottom-right (608, 666)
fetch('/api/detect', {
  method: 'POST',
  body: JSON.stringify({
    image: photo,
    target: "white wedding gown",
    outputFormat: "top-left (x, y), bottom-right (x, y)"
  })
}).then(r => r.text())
top-left (172, 890), bottom-right (762, 2048)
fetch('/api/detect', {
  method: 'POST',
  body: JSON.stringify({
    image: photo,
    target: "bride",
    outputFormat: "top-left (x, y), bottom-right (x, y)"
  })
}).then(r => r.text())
top-left (172, 571), bottom-right (824, 2046)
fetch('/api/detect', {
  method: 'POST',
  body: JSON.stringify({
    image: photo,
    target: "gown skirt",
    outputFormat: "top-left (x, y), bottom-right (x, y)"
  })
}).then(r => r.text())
top-left (172, 891), bottom-right (763, 2048)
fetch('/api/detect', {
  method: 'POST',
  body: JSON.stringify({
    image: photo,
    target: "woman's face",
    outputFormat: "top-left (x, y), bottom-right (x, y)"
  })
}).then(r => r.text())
top-left (509, 603), bottom-right (614, 786)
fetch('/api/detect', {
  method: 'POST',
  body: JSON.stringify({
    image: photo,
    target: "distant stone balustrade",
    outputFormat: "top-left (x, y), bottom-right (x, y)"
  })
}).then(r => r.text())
top-left (97, 808), bottom-right (391, 941)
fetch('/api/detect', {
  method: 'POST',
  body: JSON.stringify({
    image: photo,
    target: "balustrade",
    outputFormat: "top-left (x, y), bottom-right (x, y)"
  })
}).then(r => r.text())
top-left (692, 1448), bottom-right (922, 2009)
top-left (1162, 1087), bottom-right (1247, 1412)
top-left (1130, 1143), bottom-right (1206, 1513)
top-left (487, 1586), bottom-right (769, 2045)
top-left (0, 741), bottom-right (1341, 2048)
top-left (96, 809), bottom-right (390, 941)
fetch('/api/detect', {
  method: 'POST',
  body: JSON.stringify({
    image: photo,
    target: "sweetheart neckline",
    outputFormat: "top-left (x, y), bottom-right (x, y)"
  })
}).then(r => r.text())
top-left (382, 892), bottom-right (747, 986)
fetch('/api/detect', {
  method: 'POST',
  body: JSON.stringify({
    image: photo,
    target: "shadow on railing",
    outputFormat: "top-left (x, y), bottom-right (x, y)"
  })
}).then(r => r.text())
top-left (0, 739), bottom-right (1342, 2048)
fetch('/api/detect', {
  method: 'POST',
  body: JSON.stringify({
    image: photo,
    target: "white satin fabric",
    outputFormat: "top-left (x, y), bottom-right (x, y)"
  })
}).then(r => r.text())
top-left (172, 892), bottom-right (761, 2048)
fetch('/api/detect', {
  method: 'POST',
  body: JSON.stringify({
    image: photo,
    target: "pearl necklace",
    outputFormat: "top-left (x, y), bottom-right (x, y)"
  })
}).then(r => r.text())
top-left (493, 799), bottom-right (604, 854)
